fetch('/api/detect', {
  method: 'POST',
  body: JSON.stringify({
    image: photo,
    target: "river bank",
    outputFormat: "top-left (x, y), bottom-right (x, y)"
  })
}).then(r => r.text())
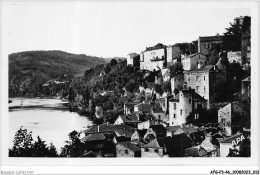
top-left (9, 98), bottom-right (92, 152)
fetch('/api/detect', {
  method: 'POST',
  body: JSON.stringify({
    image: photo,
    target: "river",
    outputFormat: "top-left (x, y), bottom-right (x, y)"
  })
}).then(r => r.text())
top-left (9, 98), bottom-right (92, 152)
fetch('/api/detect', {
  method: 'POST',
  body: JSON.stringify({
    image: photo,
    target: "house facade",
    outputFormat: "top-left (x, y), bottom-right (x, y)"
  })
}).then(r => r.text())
top-left (166, 45), bottom-right (182, 66)
top-left (141, 139), bottom-right (164, 157)
top-left (168, 90), bottom-right (207, 126)
top-left (181, 53), bottom-right (207, 71)
top-left (184, 65), bottom-right (226, 107)
top-left (171, 74), bottom-right (184, 93)
top-left (140, 43), bottom-right (167, 71)
top-left (116, 141), bottom-right (141, 157)
top-left (218, 102), bottom-right (244, 136)
top-left (127, 53), bottom-right (140, 67)
top-left (198, 35), bottom-right (223, 55)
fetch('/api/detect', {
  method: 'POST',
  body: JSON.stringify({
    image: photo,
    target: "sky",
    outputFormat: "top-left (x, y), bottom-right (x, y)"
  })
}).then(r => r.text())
top-left (2, 1), bottom-right (251, 58)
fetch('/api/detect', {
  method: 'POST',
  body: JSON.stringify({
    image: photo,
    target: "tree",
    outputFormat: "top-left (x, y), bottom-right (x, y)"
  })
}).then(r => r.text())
top-left (109, 59), bottom-right (118, 67)
top-left (168, 62), bottom-right (183, 78)
top-left (223, 16), bottom-right (251, 51)
top-left (60, 130), bottom-right (85, 157)
top-left (125, 81), bottom-right (136, 93)
top-left (32, 136), bottom-right (49, 157)
top-left (9, 127), bottom-right (34, 157)
top-left (48, 142), bottom-right (58, 157)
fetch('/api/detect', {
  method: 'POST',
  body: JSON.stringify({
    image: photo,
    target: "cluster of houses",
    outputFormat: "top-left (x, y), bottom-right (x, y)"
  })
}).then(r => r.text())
top-left (81, 16), bottom-right (251, 158)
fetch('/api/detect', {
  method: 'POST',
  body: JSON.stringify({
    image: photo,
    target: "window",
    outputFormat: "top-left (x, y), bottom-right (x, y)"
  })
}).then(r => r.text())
top-left (154, 149), bottom-right (158, 153)
top-left (205, 43), bottom-right (209, 49)
top-left (204, 76), bottom-right (206, 81)
top-left (145, 148), bottom-right (149, 152)
top-left (188, 77), bottom-right (190, 82)
top-left (196, 86), bottom-right (199, 92)
top-left (174, 103), bottom-right (176, 110)
top-left (188, 86), bottom-right (191, 90)
top-left (204, 86), bottom-right (206, 92)
top-left (174, 114), bottom-right (176, 118)
top-left (189, 98), bottom-right (191, 103)
top-left (180, 110), bottom-right (182, 115)
top-left (125, 150), bottom-right (129, 154)
top-left (196, 76), bottom-right (199, 81)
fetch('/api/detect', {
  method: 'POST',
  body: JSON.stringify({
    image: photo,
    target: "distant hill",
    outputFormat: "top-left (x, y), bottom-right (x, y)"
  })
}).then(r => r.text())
top-left (102, 57), bottom-right (126, 63)
top-left (9, 50), bottom-right (107, 97)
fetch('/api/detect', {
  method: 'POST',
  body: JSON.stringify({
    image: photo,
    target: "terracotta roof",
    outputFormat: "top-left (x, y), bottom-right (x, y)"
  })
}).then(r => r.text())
top-left (185, 65), bottom-right (217, 73)
top-left (83, 124), bottom-right (135, 138)
top-left (142, 139), bottom-right (162, 149)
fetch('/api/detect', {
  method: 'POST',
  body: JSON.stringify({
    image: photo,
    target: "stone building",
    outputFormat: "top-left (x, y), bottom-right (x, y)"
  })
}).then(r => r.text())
top-left (127, 53), bottom-right (140, 67)
top-left (198, 35), bottom-right (223, 55)
top-left (184, 65), bottom-right (226, 107)
top-left (218, 102), bottom-right (245, 136)
top-left (140, 43), bottom-right (167, 71)
top-left (181, 53), bottom-right (207, 71)
top-left (166, 45), bottom-right (182, 66)
top-left (170, 74), bottom-right (184, 93)
top-left (168, 90), bottom-right (207, 126)
top-left (116, 141), bottom-right (141, 157)
top-left (141, 139), bottom-right (164, 157)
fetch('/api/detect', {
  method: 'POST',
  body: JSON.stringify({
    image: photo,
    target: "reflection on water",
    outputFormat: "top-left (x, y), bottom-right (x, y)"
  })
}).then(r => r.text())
top-left (9, 98), bottom-right (92, 152)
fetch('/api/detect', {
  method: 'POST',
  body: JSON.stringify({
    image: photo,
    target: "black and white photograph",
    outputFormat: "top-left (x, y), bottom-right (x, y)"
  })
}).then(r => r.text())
top-left (1, 0), bottom-right (259, 174)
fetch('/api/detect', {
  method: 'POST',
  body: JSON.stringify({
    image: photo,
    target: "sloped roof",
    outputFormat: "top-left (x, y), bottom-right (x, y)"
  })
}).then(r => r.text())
top-left (117, 141), bottom-right (141, 152)
top-left (142, 139), bottom-right (162, 148)
top-left (185, 65), bottom-right (216, 73)
top-left (193, 92), bottom-right (207, 102)
top-left (166, 125), bottom-right (182, 132)
top-left (81, 132), bottom-right (106, 142)
top-left (129, 53), bottom-right (139, 59)
top-left (242, 76), bottom-right (251, 82)
top-left (83, 124), bottom-right (135, 138)
top-left (117, 115), bottom-right (140, 123)
top-left (136, 103), bottom-right (151, 113)
top-left (169, 94), bottom-right (179, 102)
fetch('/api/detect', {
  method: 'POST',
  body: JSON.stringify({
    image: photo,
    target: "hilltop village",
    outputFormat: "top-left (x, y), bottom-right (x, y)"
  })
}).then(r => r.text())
top-left (62, 16), bottom-right (250, 158)
top-left (10, 16), bottom-right (251, 158)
